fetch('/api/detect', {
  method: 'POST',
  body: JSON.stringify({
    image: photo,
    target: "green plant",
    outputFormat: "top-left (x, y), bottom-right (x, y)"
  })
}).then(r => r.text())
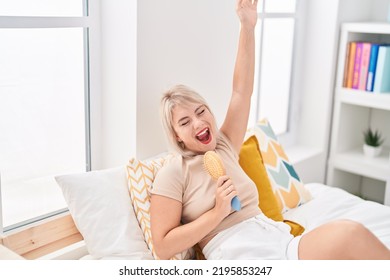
top-left (363, 127), bottom-right (384, 147)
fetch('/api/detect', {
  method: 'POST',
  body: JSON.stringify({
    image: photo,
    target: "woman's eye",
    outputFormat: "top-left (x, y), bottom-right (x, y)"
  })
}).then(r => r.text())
top-left (198, 109), bottom-right (205, 115)
top-left (181, 121), bottom-right (189, 126)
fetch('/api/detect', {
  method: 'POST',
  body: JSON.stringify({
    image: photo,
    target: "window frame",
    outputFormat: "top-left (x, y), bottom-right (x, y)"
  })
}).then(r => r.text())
top-left (251, 0), bottom-right (300, 147)
top-left (0, 0), bottom-right (99, 234)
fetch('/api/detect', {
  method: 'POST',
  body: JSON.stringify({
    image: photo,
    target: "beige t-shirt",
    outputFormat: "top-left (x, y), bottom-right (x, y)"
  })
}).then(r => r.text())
top-left (150, 132), bottom-right (261, 244)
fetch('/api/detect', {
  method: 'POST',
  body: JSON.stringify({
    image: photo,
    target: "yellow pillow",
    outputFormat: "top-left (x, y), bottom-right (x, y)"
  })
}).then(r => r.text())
top-left (239, 135), bottom-right (304, 236)
top-left (239, 135), bottom-right (283, 222)
top-left (284, 220), bottom-right (305, 237)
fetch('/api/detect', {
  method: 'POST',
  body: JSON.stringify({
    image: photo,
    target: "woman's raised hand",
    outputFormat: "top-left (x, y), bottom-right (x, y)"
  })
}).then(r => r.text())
top-left (236, 0), bottom-right (258, 29)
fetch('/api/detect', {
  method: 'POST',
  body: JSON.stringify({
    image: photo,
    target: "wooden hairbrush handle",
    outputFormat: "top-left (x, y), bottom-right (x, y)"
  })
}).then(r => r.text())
top-left (203, 151), bottom-right (241, 211)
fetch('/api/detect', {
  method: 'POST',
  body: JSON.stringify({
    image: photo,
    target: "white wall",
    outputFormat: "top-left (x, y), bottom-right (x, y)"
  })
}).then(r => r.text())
top-left (97, 0), bottom-right (137, 169)
top-left (369, 0), bottom-right (390, 21)
top-left (136, 0), bottom-right (238, 159)
top-left (337, 0), bottom-right (373, 22)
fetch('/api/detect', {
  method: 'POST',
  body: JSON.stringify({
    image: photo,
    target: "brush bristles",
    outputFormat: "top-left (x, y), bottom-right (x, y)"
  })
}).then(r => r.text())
top-left (203, 151), bottom-right (225, 180)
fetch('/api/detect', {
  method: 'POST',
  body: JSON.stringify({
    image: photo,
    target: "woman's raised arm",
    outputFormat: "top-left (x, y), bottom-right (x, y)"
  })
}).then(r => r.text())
top-left (220, 0), bottom-right (258, 153)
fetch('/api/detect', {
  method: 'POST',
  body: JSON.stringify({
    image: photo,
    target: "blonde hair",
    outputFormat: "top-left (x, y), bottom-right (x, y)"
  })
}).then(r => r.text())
top-left (160, 84), bottom-right (215, 156)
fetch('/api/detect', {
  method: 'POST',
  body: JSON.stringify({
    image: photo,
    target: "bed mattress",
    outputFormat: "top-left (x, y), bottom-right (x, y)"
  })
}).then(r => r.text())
top-left (284, 183), bottom-right (390, 248)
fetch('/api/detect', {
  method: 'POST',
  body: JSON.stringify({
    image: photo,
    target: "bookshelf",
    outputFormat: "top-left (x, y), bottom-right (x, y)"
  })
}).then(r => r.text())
top-left (327, 22), bottom-right (390, 206)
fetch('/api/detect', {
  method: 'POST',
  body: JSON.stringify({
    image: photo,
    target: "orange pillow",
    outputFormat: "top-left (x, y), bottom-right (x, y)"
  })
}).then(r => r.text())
top-left (239, 135), bottom-right (304, 236)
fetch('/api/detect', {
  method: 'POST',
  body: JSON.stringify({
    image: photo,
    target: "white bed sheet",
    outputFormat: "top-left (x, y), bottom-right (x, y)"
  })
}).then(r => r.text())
top-left (76, 183), bottom-right (390, 259)
top-left (284, 183), bottom-right (390, 248)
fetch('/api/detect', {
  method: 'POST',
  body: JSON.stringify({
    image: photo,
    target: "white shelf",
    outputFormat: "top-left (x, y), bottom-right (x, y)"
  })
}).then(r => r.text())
top-left (342, 22), bottom-right (390, 34)
top-left (327, 22), bottom-right (390, 205)
top-left (332, 146), bottom-right (390, 181)
top-left (337, 89), bottom-right (390, 110)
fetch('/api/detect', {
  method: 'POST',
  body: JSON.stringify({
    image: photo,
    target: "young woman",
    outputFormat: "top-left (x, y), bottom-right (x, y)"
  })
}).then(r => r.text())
top-left (149, 0), bottom-right (390, 260)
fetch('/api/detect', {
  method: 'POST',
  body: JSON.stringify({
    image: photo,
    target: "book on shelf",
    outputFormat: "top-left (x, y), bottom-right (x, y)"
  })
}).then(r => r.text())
top-left (358, 43), bottom-right (371, 90)
top-left (343, 41), bottom-right (390, 93)
top-left (373, 45), bottom-right (390, 93)
top-left (342, 42), bottom-right (351, 87)
top-left (352, 42), bottom-right (363, 89)
top-left (366, 44), bottom-right (379, 92)
top-left (343, 42), bottom-right (356, 88)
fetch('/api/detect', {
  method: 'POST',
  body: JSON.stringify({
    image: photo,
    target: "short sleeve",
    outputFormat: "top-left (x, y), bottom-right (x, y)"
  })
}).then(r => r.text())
top-left (217, 131), bottom-right (239, 160)
top-left (150, 156), bottom-right (184, 203)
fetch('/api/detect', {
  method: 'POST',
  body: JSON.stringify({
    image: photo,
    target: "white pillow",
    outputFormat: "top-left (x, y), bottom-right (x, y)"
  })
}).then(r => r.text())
top-left (55, 166), bottom-right (153, 260)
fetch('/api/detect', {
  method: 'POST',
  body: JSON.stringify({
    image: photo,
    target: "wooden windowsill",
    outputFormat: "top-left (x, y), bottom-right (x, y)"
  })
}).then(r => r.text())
top-left (0, 213), bottom-right (83, 260)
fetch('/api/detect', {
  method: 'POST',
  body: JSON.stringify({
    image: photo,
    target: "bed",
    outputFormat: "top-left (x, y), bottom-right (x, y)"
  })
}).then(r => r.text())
top-left (2, 167), bottom-right (389, 260)
top-left (285, 183), bottom-right (390, 247)
top-left (51, 170), bottom-right (390, 260)
top-left (51, 119), bottom-right (390, 259)
top-left (2, 121), bottom-right (389, 260)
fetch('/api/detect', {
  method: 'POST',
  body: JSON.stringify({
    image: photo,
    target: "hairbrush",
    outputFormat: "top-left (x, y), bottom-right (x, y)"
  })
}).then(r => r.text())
top-left (203, 151), bottom-right (241, 211)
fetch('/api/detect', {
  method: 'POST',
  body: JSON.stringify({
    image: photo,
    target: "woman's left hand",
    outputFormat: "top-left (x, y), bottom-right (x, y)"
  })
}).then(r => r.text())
top-left (236, 0), bottom-right (258, 29)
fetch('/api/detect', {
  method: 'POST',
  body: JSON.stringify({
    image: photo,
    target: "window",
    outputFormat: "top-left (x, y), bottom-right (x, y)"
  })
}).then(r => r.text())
top-left (0, 0), bottom-right (92, 233)
top-left (0, 0), bottom-right (84, 16)
top-left (250, 0), bottom-right (298, 135)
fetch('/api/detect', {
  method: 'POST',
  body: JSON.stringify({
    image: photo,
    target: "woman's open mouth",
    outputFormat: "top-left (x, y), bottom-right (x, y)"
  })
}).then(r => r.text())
top-left (196, 128), bottom-right (212, 145)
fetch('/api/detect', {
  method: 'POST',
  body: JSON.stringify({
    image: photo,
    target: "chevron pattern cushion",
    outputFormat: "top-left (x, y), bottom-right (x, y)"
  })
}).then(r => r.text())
top-left (126, 155), bottom-right (194, 260)
top-left (252, 119), bottom-right (312, 213)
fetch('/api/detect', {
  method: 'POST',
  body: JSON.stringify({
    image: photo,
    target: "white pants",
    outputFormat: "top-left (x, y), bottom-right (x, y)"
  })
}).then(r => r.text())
top-left (203, 213), bottom-right (302, 260)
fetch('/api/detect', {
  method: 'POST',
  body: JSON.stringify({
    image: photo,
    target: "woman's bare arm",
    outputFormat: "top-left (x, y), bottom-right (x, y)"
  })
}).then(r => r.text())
top-left (150, 176), bottom-right (237, 259)
top-left (220, 0), bottom-right (258, 153)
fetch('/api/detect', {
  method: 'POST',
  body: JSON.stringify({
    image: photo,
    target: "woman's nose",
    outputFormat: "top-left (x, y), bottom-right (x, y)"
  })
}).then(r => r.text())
top-left (192, 118), bottom-right (203, 130)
